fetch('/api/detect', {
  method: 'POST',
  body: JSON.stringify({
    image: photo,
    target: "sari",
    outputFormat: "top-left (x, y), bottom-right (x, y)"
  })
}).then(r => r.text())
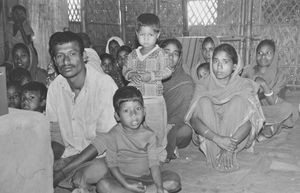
top-left (163, 57), bottom-right (194, 157)
top-left (243, 46), bottom-right (298, 128)
top-left (185, 54), bottom-right (265, 170)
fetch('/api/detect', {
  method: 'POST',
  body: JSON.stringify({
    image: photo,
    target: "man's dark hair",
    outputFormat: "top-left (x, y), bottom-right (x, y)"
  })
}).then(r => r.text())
top-left (113, 86), bottom-right (144, 114)
top-left (49, 31), bottom-right (84, 59)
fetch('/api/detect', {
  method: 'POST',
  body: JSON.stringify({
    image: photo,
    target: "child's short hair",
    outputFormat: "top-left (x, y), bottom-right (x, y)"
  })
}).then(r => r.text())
top-left (100, 53), bottom-right (114, 63)
top-left (136, 13), bottom-right (160, 32)
top-left (12, 43), bottom-right (30, 58)
top-left (22, 81), bottom-right (47, 100)
top-left (9, 67), bottom-right (32, 85)
top-left (256, 39), bottom-right (276, 53)
top-left (213, 43), bottom-right (238, 65)
top-left (77, 32), bottom-right (91, 48)
top-left (113, 86), bottom-right (144, 113)
top-left (117, 45), bottom-right (132, 56)
top-left (49, 31), bottom-right (84, 59)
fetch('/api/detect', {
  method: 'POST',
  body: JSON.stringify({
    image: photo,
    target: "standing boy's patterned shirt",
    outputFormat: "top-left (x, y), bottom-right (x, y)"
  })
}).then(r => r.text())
top-left (123, 45), bottom-right (172, 96)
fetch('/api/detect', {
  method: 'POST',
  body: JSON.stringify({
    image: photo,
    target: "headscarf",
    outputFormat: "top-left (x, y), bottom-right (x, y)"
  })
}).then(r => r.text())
top-left (105, 36), bottom-right (125, 54)
top-left (163, 56), bottom-right (193, 93)
top-left (186, 47), bottom-right (263, 123)
top-left (191, 36), bottom-right (220, 83)
top-left (243, 44), bottom-right (287, 95)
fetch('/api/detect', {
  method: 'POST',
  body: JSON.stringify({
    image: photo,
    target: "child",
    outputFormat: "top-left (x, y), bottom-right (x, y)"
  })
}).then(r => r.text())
top-left (12, 43), bottom-right (47, 84)
top-left (96, 86), bottom-right (181, 193)
top-left (21, 81), bottom-right (47, 113)
top-left (196, 62), bottom-right (210, 80)
top-left (122, 13), bottom-right (173, 161)
top-left (100, 53), bottom-right (125, 88)
top-left (116, 45), bottom-right (132, 70)
top-left (9, 67), bottom-right (32, 86)
top-left (7, 81), bottom-right (22, 109)
top-left (185, 44), bottom-right (265, 172)
top-left (243, 39), bottom-right (297, 140)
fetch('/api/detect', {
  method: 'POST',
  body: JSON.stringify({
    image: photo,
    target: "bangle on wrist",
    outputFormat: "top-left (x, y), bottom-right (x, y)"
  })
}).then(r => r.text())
top-left (264, 90), bottom-right (273, 97)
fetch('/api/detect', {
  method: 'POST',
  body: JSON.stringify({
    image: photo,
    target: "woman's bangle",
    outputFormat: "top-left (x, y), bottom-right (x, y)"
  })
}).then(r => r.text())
top-left (264, 90), bottom-right (274, 97)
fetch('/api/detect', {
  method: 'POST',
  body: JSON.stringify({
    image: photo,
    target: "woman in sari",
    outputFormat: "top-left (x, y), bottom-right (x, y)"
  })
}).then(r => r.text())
top-left (161, 38), bottom-right (194, 162)
top-left (185, 43), bottom-right (265, 172)
top-left (12, 43), bottom-right (47, 84)
top-left (243, 39), bottom-right (298, 140)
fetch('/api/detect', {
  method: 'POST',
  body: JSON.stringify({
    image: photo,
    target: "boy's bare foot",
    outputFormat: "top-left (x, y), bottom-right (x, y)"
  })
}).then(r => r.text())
top-left (216, 150), bottom-right (239, 172)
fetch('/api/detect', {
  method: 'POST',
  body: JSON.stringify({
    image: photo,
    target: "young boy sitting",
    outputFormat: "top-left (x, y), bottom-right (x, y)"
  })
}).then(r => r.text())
top-left (21, 81), bottom-right (47, 113)
top-left (196, 62), bottom-right (210, 80)
top-left (95, 86), bottom-right (181, 193)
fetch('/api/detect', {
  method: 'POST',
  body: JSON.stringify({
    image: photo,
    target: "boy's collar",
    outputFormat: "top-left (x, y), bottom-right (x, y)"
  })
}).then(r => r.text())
top-left (136, 45), bottom-right (159, 61)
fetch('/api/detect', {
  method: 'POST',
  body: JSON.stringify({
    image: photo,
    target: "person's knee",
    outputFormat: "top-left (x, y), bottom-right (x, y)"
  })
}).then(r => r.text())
top-left (96, 179), bottom-right (111, 193)
top-left (79, 159), bottom-right (108, 184)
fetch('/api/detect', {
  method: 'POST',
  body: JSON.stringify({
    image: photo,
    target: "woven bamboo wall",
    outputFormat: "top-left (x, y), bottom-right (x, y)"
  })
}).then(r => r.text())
top-left (68, 0), bottom-right (299, 86)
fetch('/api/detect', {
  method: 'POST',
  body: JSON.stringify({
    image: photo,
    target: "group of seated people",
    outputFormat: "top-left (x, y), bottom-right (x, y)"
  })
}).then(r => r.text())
top-left (2, 10), bottom-right (298, 193)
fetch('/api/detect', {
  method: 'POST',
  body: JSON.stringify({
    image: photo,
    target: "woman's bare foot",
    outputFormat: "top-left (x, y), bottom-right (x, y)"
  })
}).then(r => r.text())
top-left (216, 150), bottom-right (239, 172)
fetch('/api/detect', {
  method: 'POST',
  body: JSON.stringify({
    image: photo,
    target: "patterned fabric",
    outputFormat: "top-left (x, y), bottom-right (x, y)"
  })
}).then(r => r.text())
top-left (123, 45), bottom-right (172, 96)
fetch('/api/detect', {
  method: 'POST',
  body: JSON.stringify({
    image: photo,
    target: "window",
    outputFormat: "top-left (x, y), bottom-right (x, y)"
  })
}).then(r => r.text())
top-left (68, 0), bottom-right (81, 22)
top-left (187, 0), bottom-right (218, 26)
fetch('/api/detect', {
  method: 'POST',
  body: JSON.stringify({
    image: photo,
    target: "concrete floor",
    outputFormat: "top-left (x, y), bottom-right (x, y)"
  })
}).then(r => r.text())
top-left (165, 96), bottom-right (300, 193)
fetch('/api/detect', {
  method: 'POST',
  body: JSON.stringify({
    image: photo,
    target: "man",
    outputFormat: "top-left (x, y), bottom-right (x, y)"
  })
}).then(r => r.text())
top-left (46, 31), bottom-right (117, 191)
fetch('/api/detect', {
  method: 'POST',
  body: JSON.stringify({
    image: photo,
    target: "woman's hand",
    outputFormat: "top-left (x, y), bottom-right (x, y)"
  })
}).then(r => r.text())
top-left (125, 182), bottom-right (146, 193)
top-left (213, 135), bottom-right (237, 152)
top-left (254, 77), bottom-right (269, 92)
